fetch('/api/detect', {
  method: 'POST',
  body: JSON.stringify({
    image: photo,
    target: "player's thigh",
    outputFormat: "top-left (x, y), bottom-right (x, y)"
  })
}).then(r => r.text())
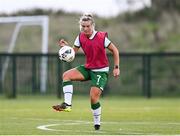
top-left (90, 72), bottom-right (108, 91)
top-left (76, 65), bottom-right (90, 80)
top-left (63, 68), bottom-right (85, 81)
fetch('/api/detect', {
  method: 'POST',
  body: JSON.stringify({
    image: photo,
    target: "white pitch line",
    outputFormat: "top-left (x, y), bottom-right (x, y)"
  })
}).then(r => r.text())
top-left (35, 119), bottom-right (180, 135)
top-left (10, 117), bottom-right (180, 135)
top-left (37, 123), bottom-right (107, 134)
top-left (36, 123), bottom-right (152, 135)
top-left (37, 124), bottom-right (59, 131)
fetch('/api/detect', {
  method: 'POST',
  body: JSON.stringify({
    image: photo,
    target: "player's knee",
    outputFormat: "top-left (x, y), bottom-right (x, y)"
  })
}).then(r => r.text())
top-left (62, 71), bottom-right (71, 80)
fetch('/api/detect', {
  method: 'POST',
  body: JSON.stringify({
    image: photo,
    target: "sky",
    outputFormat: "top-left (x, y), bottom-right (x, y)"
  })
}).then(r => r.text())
top-left (0, 0), bottom-right (151, 17)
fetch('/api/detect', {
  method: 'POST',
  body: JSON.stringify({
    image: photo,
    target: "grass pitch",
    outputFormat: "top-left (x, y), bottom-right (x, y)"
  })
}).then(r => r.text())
top-left (0, 95), bottom-right (180, 135)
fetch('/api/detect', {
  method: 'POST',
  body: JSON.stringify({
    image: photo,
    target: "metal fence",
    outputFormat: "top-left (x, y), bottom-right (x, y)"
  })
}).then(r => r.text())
top-left (0, 53), bottom-right (180, 98)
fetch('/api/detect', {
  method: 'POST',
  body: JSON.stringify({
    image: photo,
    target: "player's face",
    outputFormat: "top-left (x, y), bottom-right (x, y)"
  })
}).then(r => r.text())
top-left (80, 20), bottom-right (94, 38)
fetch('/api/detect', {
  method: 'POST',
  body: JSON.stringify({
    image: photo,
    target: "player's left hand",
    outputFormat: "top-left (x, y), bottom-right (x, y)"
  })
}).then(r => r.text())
top-left (113, 68), bottom-right (120, 78)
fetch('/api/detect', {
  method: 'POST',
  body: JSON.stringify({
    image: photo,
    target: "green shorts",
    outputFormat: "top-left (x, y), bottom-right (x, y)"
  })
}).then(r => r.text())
top-left (76, 65), bottom-right (108, 91)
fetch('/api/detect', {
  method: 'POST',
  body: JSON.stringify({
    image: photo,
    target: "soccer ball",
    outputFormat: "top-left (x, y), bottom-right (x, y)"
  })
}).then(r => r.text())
top-left (58, 46), bottom-right (75, 62)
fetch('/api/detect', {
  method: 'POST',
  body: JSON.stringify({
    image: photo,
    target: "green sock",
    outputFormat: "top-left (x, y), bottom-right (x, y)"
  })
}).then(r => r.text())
top-left (91, 102), bottom-right (100, 110)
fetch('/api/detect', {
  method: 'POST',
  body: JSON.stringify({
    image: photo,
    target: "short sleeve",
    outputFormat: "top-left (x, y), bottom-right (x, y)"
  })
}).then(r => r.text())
top-left (74, 35), bottom-right (80, 48)
top-left (104, 37), bottom-right (111, 48)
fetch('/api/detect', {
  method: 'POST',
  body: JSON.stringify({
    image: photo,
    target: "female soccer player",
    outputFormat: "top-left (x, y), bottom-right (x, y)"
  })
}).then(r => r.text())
top-left (53, 13), bottom-right (120, 130)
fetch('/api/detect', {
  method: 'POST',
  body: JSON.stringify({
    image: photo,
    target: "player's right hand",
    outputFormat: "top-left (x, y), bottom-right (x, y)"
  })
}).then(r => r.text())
top-left (58, 39), bottom-right (68, 47)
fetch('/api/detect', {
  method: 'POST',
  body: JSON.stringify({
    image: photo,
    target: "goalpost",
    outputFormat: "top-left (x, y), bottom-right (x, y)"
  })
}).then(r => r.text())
top-left (0, 16), bottom-right (49, 93)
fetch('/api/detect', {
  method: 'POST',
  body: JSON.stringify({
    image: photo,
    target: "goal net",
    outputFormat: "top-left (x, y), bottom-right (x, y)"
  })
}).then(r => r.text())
top-left (0, 16), bottom-right (49, 93)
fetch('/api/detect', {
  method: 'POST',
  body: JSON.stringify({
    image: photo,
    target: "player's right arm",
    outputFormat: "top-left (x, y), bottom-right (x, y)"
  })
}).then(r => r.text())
top-left (58, 39), bottom-right (79, 53)
top-left (73, 46), bottom-right (79, 53)
top-left (73, 35), bottom-right (81, 53)
top-left (58, 39), bottom-right (68, 47)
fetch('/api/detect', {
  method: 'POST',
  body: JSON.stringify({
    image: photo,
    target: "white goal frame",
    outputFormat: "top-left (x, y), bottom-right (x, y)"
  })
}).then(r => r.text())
top-left (0, 16), bottom-right (49, 93)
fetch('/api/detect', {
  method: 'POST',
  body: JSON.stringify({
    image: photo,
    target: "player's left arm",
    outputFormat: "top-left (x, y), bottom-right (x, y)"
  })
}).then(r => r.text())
top-left (107, 43), bottom-right (120, 78)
